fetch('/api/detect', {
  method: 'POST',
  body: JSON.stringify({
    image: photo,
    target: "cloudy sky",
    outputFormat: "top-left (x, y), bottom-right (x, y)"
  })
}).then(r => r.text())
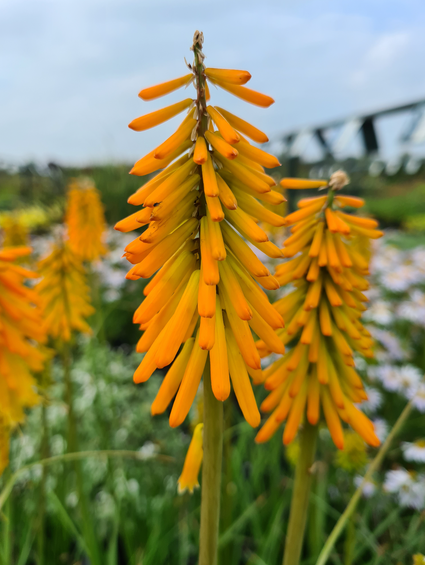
top-left (1, 0), bottom-right (425, 165)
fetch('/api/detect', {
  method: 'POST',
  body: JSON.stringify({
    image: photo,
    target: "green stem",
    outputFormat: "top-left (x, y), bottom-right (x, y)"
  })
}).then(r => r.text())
top-left (62, 343), bottom-right (101, 565)
top-left (315, 399), bottom-right (413, 565)
top-left (37, 399), bottom-right (49, 565)
top-left (0, 450), bottom-right (174, 513)
top-left (343, 483), bottom-right (356, 565)
top-left (2, 468), bottom-right (12, 565)
top-left (282, 422), bottom-right (318, 565)
top-left (199, 364), bottom-right (224, 565)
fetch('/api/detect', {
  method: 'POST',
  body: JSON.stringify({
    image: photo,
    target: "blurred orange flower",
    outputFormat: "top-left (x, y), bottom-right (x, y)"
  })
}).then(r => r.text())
top-left (65, 178), bottom-right (108, 262)
top-left (0, 246), bottom-right (47, 473)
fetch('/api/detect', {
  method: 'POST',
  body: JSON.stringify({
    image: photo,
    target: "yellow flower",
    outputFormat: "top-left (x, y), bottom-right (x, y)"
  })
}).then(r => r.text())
top-left (37, 237), bottom-right (95, 342)
top-left (115, 31), bottom-right (285, 428)
top-left (413, 555), bottom-right (425, 565)
top-left (178, 423), bottom-right (204, 494)
top-left (335, 431), bottom-right (367, 472)
top-left (1, 215), bottom-right (29, 248)
top-left (0, 246), bottom-right (47, 472)
top-left (65, 178), bottom-right (108, 262)
top-left (256, 171), bottom-right (383, 449)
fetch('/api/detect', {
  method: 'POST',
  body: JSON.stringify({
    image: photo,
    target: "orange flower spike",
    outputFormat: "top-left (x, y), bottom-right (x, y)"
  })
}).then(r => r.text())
top-left (206, 106), bottom-right (240, 144)
top-left (177, 423), bottom-right (204, 494)
top-left (205, 67), bottom-right (251, 85)
top-left (193, 136), bottom-right (209, 164)
top-left (65, 178), bottom-right (108, 262)
top-left (255, 170), bottom-right (384, 449)
top-left (116, 31), bottom-right (282, 431)
top-left (139, 73), bottom-right (193, 100)
top-left (0, 246), bottom-right (47, 472)
top-left (129, 98), bottom-right (193, 131)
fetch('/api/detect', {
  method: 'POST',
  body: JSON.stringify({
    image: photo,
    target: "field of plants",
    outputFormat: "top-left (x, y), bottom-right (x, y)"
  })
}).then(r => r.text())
top-left (3, 27), bottom-right (425, 565)
top-left (0, 156), bottom-right (425, 565)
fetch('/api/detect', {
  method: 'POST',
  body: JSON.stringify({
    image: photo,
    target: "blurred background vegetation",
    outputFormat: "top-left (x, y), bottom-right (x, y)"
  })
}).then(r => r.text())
top-left (1, 158), bottom-right (425, 565)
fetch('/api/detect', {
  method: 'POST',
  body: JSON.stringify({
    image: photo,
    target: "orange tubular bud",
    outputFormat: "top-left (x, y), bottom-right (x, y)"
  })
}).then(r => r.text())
top-left (114, 208), bottom-right (152, 232)
top-left (202, 153), bottom-right (219, 197)
top-left (154, 270), bottom-right (200, 369)
top-left (206, 194), bottom-right (225, 222)
top-left (225, 206), bottom-right (269, 243)
top-left (139, 73), bottom-right (193, 101)
top-left (215, 106), bottom-right (268, 144)
top-left (216, 175), bottom-right (238, 210)
top-left (153, 118), bottom-right (197, 160)
top-left (233, 190), bottom-right (285, 227)
top-left (325, 208), bottom-right (340, 233)
top-left (218, 158), bottom-right (270, 194)
top-left (200, 217), bottom-right (220, 286)
top-left (205, 67), bottom-right (251, 85)
top-left (221, 222), bottom-right (270, 278)
top-left (129, 98), bottom-right (193, 131)
top-left (206, 106), bottom-right (240, 144)
top-left (337, 211), bottom-right (378, 229)
top-left (298, 196), bottom-right (327, 208)
top-left (198, 265), bottom-right (216, 318)
top-left (169, 331), bottom-right (208, 428)
top-left (206, 211), bottom-right (226, 260)
top-left (226, 327), bottom-right (261, 427)
top-left (236, 140), bottom-right (281, 169)
top-left (205, 131), bottom-right (238, 160)
top-left (193, 136), bottom-right (208, 164)
top-left (144, 159), bottom-right (197, 206)
top-left (284, 199), bottom-right (324, 226)
top-left (130, 142), bottom-right (192, 177)
top-left (219, 261), bottom-right (252, 321)
top-left (199, 314), bottom-right (215, 350)
top-left (210, 296), bottom-right (230, 401)
top-left (321, 387), bottom-right (344, 449)
top-left (248, 304), bottom-right (285, 355)
top-left (334, 195), bottom-right (365, 208)
top-left (209, 78), bottom-right (274, 108)
top-left (221, 295), bottom-right (261, 370)
top-left (151, 338), bottom-right (194, 415)
top-left (280, 178), bottom-right (328, 189)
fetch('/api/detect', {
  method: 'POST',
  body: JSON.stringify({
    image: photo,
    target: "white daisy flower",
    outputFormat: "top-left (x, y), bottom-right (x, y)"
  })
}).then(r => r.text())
top-left (384, 469), bottom-right (425, 510)
top-left (359, 387), bottom-right (383, 414)
top-left (408, 383), bottom-right (425, 413)
top-left (354, 475), bottom-right (377, 498)
top-left (402, 440), bottom-right (425, 463)
top-left (372, 418), bottom-right (389, 442)
top-left (363, 300), bottom-right (394, 326)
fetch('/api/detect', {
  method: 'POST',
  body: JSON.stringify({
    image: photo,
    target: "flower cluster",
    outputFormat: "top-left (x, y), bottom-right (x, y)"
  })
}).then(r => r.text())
top-left (37, 237), bottom-right (95, 342)
top-left (65, 178), bottom-right (108, 262)
top-left (115, 31), bottom-right (284, 427)
top-left (0, 246), bottom-right (47, 473)
top-left (256, 173), bottom-right (383, 449)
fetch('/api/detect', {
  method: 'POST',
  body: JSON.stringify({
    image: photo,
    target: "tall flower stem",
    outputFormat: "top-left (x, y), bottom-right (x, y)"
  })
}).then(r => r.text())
top-left (282, 422), bottom-right (318, 565)
top-left (199, 363), bottom-right (223, 565)
top-left (316, 399), bottom-right (413, 565)
top-left (62, 342), bottom-right (101, 565)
